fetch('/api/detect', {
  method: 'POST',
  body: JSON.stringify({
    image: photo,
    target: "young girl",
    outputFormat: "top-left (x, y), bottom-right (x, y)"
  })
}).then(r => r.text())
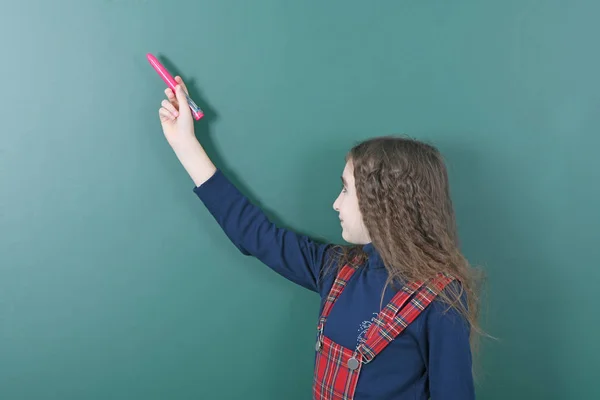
top-left (157, 78), bottom-right (480, 399)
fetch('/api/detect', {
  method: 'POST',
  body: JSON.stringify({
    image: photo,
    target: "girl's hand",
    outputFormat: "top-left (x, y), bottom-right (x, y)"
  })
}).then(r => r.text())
top-left (157, 76), bottom-right (216, 186)
top-left (158, 76), bottom-right (196, 147)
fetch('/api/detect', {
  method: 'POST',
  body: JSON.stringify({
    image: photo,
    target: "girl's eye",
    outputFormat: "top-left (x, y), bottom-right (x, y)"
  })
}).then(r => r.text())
top-left (342, 186), bottom-right (347, 193)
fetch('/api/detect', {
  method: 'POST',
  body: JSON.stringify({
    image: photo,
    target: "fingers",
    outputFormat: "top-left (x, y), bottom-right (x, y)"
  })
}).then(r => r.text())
top-left (164, 76), bottom-right (188, 106)
top-left (174, 84), bottom-right (192, 119)
top-left (165, 88), bottom-right (178, 108)
top-left (161, 99), bottom-right (179, 117)
top-left (159, 107), bottom-right (175, 122)
top-left (174, 76), bottom-right (189, 94)
top-left (159, 77), bottom-right (190, 123)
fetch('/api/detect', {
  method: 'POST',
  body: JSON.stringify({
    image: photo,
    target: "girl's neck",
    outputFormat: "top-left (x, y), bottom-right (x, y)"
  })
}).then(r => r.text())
top-left (363, 242), bottom-right (385, 269)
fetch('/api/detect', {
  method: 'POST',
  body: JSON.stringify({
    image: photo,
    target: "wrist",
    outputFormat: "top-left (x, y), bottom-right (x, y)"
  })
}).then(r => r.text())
top-left (170, 138), bottom-right (216, 187)
top-left (170, 136), bottom-right (201, 154)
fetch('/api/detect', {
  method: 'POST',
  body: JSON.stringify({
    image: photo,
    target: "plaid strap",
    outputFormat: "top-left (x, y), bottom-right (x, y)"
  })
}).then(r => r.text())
top-left (317, 264), bottom-right (357, 332)
top-left (359, 273), bottom-right (456, 363)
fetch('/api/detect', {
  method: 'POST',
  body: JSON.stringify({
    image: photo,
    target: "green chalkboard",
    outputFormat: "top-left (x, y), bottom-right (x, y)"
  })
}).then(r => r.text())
top-left (1, 0), bottom-right (599, 399)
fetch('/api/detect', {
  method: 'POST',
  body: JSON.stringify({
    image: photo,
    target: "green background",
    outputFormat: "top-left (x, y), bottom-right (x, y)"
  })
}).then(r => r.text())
top-left (1, 0), bottom-right (598, 398)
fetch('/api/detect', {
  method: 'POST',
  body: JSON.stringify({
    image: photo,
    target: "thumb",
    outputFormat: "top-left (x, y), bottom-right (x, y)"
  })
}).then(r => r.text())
top-left (174, 85), bottom-right (192, 120)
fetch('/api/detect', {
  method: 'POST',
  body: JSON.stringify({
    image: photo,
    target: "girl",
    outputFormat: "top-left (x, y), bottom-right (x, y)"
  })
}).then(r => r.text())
top-left (158, 78), bottom-right (480, 399)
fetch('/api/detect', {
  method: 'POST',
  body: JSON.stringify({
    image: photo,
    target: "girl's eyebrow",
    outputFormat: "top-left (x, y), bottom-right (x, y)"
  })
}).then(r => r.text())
top-left (341, 176), bottom-right (347, 186)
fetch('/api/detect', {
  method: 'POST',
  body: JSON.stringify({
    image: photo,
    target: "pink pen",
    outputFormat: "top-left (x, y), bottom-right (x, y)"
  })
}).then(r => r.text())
top-left (146, 53), bottom-right (204, 120)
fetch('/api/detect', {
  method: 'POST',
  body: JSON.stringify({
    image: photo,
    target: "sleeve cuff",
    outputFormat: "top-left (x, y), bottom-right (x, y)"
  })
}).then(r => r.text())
top-left (192, 169), bottom-right (242, 214)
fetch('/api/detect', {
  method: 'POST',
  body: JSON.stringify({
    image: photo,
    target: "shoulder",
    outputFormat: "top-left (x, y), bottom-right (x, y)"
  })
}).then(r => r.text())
top-left (425, 278), bottom-right (471, 335)
top-left (405, 277), bottom-right (470, 337)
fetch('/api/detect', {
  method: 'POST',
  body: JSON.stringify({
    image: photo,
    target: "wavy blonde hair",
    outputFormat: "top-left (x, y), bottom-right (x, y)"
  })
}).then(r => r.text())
top-left (326, 135), bottom-right (486, 361)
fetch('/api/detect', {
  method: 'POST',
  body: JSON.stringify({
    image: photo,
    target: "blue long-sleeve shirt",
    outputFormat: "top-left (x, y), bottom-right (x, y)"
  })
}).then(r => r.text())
top-left (194, 169), bottom-right (475, 399)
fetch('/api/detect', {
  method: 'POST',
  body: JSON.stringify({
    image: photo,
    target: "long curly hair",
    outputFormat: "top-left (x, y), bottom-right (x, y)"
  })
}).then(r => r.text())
top-left (326, 135), bottom-right (486, 361)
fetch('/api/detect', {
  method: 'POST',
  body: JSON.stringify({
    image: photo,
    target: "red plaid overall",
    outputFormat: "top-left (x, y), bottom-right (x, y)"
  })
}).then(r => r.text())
top-left (313, 264), bottom-right (455, 400)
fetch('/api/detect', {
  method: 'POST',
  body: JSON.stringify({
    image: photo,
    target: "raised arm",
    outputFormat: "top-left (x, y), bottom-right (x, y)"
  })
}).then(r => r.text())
top-left (194, 169), bottom-right (331, 292)
top-left (158, 78), bottom-right (332, 292)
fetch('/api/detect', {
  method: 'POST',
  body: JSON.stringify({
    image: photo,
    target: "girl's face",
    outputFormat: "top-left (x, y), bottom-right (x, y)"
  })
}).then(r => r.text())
top-left (332, 160), bottom-right (371, 244)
